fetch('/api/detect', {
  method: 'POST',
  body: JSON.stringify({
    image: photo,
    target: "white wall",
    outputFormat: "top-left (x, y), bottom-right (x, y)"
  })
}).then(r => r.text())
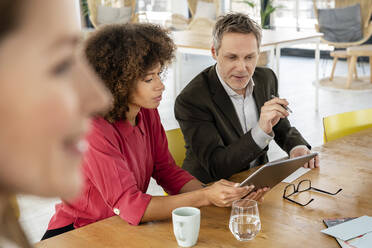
top-left (75, 0), bottom-right (82, 29)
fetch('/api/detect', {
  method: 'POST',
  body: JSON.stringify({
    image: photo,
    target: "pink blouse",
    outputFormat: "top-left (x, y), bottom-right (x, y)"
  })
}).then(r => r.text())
top-left (47, 108), bottom-right (194, 229)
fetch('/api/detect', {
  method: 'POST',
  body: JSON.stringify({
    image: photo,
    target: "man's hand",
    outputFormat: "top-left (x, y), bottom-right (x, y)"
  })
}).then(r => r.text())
top-left (259, 97), bottom-right (290, 134)
top-left (290, 146), bottom-right (320, 168)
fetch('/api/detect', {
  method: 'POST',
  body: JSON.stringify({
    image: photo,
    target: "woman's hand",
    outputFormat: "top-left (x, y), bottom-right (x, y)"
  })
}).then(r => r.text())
top-left (243, 187), bottom-right (270, 203)
top-left (204, 179), bottom-right (255, 207)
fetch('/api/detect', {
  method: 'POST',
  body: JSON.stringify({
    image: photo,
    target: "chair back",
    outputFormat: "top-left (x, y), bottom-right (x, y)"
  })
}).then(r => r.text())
top-left (312, 0), bottom-right (372, 46)
top-left (165, 128), bottom-right (186, 167)
top-left (335, 0), bottom-right (372, 36)
top-left (323, 108), bottom-right (372, 143)
top-left (87, 0), bottom-right (137, 27)
top-left (313, 0), bottom-right (372, 35)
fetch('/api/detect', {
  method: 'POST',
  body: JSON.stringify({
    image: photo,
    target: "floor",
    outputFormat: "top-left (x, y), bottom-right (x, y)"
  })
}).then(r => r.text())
top-left (18, 55), bottom-right (372, 244)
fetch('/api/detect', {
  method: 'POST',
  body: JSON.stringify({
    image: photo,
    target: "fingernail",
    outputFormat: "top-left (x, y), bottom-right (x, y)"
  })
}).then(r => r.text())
top-left (234, 183), bottom-right (239, 187)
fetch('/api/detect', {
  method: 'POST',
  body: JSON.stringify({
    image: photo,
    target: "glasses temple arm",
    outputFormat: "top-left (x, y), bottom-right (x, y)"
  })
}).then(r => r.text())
top-left (283, 196), bottom-right (314, 206)
top-left (311, 187), bottom-right (342, 195)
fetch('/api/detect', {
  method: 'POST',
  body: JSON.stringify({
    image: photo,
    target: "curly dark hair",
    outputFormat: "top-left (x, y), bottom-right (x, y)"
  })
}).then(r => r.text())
top-left (85, 23), bottom-right (176, 123)
top-left (0, 0), bottom-right (22, 43)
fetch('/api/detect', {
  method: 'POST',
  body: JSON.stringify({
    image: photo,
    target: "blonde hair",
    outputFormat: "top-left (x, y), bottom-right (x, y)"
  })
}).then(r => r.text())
top-left (212, 12), bottom-right (262, 54)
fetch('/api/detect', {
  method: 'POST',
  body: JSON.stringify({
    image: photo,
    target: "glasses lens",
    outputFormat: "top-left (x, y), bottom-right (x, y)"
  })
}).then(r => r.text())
top-left (298, 180), bottom-right (311, 192)
top-left (284, 184), bottom-right (295, 197)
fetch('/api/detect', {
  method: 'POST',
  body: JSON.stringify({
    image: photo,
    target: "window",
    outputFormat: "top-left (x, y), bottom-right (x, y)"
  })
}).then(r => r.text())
top-left (273, 0), bottom-right (319, 31)
top-left (137, 0), bottom-right (172, 24)
top-left (230, 0), bottom-right (261, 26)
top-left (230, 0), bottom-right (334, 31)
top-left (137, 0), bottom-right (170, 12)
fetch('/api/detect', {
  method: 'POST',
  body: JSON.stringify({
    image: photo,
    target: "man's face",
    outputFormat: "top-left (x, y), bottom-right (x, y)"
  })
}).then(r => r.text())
top-left (212, 32), bottom-right (259, 94)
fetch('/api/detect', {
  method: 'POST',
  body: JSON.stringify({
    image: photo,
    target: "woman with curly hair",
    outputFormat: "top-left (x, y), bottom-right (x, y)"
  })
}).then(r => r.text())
top-left (43, 23), bottom-right (254, 239)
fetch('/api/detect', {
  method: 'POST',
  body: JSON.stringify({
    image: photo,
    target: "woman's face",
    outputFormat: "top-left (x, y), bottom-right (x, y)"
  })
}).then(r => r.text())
top-left (0, 1), bottom-right (110, 199)
top-left (130, 63), bottom-right (165, 109)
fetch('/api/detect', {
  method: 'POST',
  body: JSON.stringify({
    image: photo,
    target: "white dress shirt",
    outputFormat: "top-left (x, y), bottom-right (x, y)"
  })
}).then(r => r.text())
top-left (216, 66), bottom-right (273, 167)
top-left (216, 66), bottom-right (307, 166)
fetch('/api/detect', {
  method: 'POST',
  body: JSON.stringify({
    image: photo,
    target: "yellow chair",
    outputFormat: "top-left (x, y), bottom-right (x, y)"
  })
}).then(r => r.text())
top-left (323, 108), bottom-right (372, 143)
top-left (163, 128), bottom-right (186, 196)
top-left (8, 195), bottom-right (20, 219)
top-left (165, 128), bottom-right (186, 167)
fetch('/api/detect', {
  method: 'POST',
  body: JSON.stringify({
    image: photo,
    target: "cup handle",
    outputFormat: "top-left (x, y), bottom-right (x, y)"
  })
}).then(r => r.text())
top-left (175, 221), bottom-right (185, 241)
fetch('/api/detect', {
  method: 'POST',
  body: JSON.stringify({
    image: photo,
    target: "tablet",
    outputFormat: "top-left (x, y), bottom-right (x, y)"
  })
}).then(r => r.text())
top-left (239, 152), bottom-right (318, 190)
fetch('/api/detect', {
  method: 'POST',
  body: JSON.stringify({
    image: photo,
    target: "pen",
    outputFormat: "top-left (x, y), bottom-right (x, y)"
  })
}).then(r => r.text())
top-left (271, 95), bottom-right (293, 113)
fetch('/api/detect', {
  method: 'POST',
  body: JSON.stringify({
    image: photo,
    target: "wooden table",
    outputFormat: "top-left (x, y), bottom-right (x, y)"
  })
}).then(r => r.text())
top-left (172, 29), bottom-right (323, 110)
top-left (35, 129), bottom-right (372, 247)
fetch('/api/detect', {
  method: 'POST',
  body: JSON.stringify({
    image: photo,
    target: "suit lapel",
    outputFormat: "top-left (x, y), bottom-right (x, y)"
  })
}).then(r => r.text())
top-left (252, 72), bottom-right (267, 115)
top-left (208, 66), bottom-right (244, 136)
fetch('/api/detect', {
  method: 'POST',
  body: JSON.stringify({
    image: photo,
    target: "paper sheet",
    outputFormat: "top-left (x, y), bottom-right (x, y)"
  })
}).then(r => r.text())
top-left (281, 167), bottom-right (311, 183)
top-left (321, 216), bottom-right (372, 241)
top-left (349, 231), bottom-right (372, 248)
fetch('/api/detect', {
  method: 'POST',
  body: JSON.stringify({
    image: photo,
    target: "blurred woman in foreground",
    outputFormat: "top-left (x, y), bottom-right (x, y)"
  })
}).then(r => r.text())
top-left (0, 1), bottom-right (110, 246)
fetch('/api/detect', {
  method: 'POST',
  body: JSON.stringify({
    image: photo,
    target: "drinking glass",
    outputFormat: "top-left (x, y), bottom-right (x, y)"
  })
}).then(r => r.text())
top-left (229, 199), bottom-right (261, 241)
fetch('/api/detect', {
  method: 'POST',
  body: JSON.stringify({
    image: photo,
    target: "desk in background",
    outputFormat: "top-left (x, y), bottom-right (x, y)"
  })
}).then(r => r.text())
top-left (35, 129), bottom-right (372, 247)
top-left (172, 29), bottom-right (323, 111)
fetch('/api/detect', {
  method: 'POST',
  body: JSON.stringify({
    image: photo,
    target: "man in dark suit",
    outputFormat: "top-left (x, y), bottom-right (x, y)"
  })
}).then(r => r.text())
top-left (175, 13), bottom-right (319, 184)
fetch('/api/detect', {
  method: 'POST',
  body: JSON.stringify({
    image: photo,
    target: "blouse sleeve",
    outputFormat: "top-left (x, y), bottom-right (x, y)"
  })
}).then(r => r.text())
top-left (83, 127), bottom-right (151, 226)
top-left (150, 110), bottom-right (194, 195)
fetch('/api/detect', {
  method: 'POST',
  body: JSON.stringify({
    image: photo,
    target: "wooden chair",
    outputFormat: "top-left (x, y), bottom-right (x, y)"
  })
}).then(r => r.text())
top-left (187, 17), bottom-right (215, 32)
top-left (186, 0), bottom-right (220, 32)
top-left (187, 0), bottom-right (220, 19)
top-left (165, 128), bottom-right (186, 167)
top-left (313, 0), bottom-right (372, 49)
top-left (165, 13), bottom-right (190, 30)
top-left (346, 45), bottom-right (372, 87)
top-left (323, 108), bottom-right (372, 142)
top-left (87, 0), bottom-right (138, 27)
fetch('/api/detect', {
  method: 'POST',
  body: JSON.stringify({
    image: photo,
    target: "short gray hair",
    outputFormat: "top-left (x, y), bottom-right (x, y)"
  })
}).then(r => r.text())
top-left (212, 12), bottom-right (262, 54)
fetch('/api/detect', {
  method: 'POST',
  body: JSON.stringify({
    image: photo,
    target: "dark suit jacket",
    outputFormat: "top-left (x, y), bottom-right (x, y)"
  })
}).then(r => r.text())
top-left (175, 65), bottom-right (310, 183)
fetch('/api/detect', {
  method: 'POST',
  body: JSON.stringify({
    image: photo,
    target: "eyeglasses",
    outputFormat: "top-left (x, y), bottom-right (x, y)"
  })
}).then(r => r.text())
top-left (283, 179), bottom-right (342, 207)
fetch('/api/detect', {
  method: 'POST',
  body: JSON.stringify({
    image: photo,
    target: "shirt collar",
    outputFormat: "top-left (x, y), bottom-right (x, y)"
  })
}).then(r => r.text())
top-left (215, 64), bottom-right (255, 98)
top-left (116, 109), bottom-right (145, 136)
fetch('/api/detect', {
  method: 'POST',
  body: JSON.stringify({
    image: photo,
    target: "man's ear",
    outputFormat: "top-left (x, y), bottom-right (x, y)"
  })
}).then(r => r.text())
top-left (211, 45), bottom-right (217, 61)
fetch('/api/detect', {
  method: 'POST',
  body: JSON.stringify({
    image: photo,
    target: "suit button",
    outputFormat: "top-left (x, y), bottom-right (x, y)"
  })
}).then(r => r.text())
top-left (113, 208), bottom-right (120, 215)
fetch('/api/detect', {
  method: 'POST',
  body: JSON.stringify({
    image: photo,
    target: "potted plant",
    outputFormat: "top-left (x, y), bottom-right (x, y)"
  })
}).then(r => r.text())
top-left (236, 0), bottom-right (281, 29)
top-left (80, 0), bottom-right (94, 28)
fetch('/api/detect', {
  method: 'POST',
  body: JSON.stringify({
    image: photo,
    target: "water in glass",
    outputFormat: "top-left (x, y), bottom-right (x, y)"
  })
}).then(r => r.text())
top-left (229, 199), bottom-right (261, 241)
top-left (229, 214), bottom-right (261, 241)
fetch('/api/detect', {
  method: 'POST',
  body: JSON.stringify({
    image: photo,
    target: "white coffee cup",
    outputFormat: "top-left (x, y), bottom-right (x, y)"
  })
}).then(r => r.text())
top-left (172, 207), bottom-right (200, 247)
